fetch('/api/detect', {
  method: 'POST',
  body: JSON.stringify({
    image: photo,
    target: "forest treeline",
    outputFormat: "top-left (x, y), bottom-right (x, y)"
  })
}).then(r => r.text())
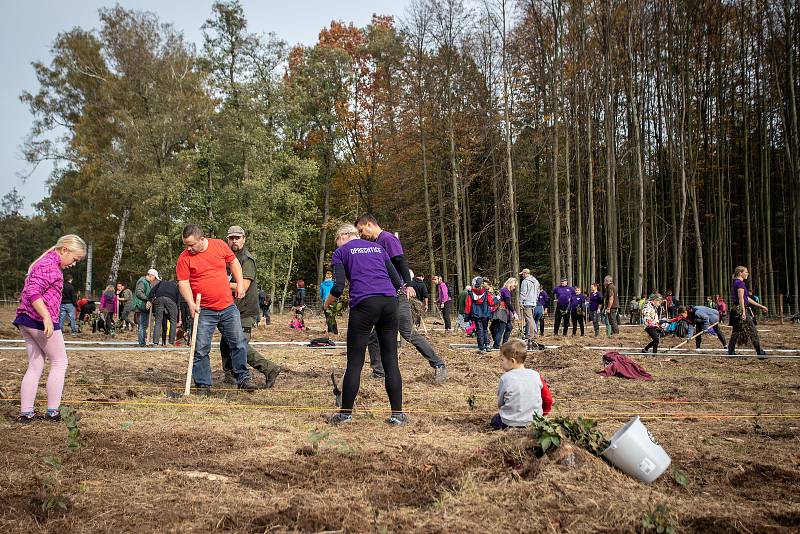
top-left (1, 0), bottom-right (798, 310)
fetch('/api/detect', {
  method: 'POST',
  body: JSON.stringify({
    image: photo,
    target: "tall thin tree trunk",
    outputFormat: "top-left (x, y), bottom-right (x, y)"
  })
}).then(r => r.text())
top-left (317, 153), bottom-right (332, 288)
top-left (280, 242), bottom-right (295, 314)
top-left (106, 206), bottom-right (131, 287)
top-left (85, 242), bottom-right (93, 296)
top-left (437, 173), bottom-right (448, 281)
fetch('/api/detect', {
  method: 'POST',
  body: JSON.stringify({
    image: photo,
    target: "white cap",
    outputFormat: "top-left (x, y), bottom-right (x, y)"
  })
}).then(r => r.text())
top-left (147, 268), bottom-right (161, 280)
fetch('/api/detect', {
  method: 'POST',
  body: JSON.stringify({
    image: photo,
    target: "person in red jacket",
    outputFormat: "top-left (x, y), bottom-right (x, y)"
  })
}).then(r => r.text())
top-left (490, 339), bottom-right (553, 429)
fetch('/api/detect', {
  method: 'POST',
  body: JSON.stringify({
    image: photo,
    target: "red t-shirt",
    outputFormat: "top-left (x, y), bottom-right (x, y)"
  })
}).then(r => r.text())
top-left (176, 238), bottom-right (235, 311)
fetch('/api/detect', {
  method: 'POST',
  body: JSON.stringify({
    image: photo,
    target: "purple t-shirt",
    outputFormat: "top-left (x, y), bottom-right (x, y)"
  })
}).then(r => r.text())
top-left (552, 285), bottom-right (575, 307)
top-left (570, 293), bottom-right (586, 311)
top-left (731, 279), bottom-right (747, 308)
top-left (588, 291), bottom-right (603, 312)
top-left (332, 238), bottom-right (397, 308)
top-left (375, 231), bottom-right (404, 258)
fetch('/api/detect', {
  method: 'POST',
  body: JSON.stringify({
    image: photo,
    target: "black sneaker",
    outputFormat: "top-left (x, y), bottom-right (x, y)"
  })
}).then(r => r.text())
top-left (329, 413), bottom-right (353, 425)
top-left (195, 385), bottom-right (212, 397)
top-left (371, 371), bottom-right (385, 380)
top-left (44, 411), bottom-right (61, 422)
top-left (238, 378), bottom-right (258, 392)
top-left (386, 413), bottom-right (408, 426)
top-left (222, 372), bottom-right (236, 385)
top-left (263, 367), bottom-right (282, 389)
top-left (16, 413), bottom-right (37, 424)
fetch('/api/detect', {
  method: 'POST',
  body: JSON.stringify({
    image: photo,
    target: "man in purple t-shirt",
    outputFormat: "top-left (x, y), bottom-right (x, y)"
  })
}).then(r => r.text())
top-left (355, 214), bottom-right (447, 384)
top-left (324, 223), bottom-right (406, 426)
top-left (551, 277), bottom-right (575, 336)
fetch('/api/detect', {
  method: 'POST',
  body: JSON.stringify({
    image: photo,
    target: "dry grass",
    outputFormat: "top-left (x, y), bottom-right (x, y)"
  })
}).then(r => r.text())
top-left (1, 308), bottom-right (799, 533)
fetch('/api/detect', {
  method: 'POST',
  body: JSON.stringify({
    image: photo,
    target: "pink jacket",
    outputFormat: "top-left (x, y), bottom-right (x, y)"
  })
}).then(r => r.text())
top-left (17, 250), bottom-right (63, 323)
top-left (100, 291), bottom-right (118, 313)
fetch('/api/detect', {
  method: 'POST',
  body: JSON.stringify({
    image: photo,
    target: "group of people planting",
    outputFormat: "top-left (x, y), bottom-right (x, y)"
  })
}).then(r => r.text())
top-left (11, 220), bottom-right (772, 428)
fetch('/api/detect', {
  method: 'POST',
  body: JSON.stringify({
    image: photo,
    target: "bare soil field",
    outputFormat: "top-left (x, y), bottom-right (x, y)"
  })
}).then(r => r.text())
top-left (1, 307), bottom-right (799, 533)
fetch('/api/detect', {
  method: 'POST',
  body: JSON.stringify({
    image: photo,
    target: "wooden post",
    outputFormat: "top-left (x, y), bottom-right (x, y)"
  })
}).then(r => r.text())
top-left (184, 293), bottom-right (202, 396)
top-left (780, 294), bottom-right (784, 324)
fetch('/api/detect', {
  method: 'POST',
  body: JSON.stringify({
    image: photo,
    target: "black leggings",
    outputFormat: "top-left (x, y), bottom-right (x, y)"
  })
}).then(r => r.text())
top-left (342, 296), bottom-right (402, 414)
top-left (554, 306), bottom-right (570, 335)
top-left (571, 310), bottom-right (585, 335)
top-left (694, 321), bottom-right (727, 349)
top-left (644, 326), bottom-right (660, 353)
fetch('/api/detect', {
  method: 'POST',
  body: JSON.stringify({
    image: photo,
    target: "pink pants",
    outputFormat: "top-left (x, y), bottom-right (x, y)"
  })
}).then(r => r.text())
top-left (19, 326), bottom-right (68, 414)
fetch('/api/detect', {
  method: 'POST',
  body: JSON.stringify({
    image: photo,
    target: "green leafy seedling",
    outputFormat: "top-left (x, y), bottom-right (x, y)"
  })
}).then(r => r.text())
top-left (121, 422), bottom-right (133, 430)
top-left (466, 394), bottom-right (478, 411)
top-left (61, 407), bottom-right (82, 453)
top-left (308, 430), bottom-right (330, 454)
top-left (641, 504), bottom-right (676, 534)
top-left (42, 456), bottom-right (62, 468)
top-left (672, 466), bottom-right (689, 487)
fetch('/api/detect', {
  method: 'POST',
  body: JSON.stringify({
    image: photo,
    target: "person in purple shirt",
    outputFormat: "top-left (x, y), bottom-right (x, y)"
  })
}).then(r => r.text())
top-left (551, 278), bottom-right (575, 336)
top-left (728, 265), bottom-right (768, 356)
top-left (14, 235), bottom-right (86, 424)
top-left (324, 224), bottom-right (407, 426)
top-left (535, 289), bottom-right (549, 336)
top-left (587, 283), bottom-right (604, 336)
top-left (569, 287), bottom-right (587, 336)
top-left (355, 214), bottom-right (447, 383)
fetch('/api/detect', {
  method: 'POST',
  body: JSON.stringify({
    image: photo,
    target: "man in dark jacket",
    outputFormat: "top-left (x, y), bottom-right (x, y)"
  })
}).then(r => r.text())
top-left (408, 271), bottom-right (429, 327)
top-left (149, 278), bottom-right (180, 345)
top-left (59, 275), bottom-right (79, 334)
top-left (222, 226), bottom-right (282, 388)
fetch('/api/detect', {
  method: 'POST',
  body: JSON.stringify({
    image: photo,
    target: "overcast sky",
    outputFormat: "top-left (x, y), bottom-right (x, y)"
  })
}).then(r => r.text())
top-left (0, 0), bottom-right (411, 214)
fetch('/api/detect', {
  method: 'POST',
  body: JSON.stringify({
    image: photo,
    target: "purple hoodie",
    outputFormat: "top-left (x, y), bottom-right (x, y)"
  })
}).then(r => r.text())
top-left (15, 250), bottom-right (63, 330)
top-left (537, 290), bottom-right (550, 308)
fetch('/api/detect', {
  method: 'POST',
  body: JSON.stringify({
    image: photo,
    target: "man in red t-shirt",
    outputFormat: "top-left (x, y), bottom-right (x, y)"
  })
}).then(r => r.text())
top-left (176, 224), bottom-right (256, 393)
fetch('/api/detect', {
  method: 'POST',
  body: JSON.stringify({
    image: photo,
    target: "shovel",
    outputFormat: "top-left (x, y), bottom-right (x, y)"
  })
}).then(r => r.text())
top-left (668, 321), bottom-right (719, 351)
top-left (183, 294), bottom-right (202, 396)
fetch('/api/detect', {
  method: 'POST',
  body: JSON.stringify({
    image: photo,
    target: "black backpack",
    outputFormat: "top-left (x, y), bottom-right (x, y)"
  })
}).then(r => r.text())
top-left (445, 281), bottom-right (455, 300)
top-left (308, 337), bottom-right (336, 347)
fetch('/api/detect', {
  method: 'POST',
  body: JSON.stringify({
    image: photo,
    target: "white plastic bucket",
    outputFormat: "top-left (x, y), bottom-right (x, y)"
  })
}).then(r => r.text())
top-left (601, 416), bottom-right (671, 484)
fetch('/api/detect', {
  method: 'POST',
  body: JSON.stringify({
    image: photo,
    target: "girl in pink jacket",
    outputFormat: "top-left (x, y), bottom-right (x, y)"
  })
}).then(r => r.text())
top-left (14, 235), bottom-right (86, 423)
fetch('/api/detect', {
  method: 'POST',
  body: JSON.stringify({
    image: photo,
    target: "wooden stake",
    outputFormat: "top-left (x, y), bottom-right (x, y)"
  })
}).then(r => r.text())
top-left (668, 321), bottom-right (719, 351)
top-left (184, 293), bottom-right (202, 396)
top-left (780, 294), bottom-right (784, 324)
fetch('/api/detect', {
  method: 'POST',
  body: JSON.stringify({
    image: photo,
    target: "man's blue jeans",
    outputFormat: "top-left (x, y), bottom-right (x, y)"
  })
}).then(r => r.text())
top-left (193, 304), bottom-right (250, 387)
top-left (59, 304), bottom-right (77, 333)
top-left (138, 310), bottom-right (150, 345)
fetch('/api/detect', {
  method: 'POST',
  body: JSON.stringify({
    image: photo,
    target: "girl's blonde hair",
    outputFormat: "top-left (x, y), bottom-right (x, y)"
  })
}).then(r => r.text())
top-left (503, 277), bottom-right (518, 290)
top-left (733, 266), bottom-right (748, 278)
top-left (28, 235), bottom-right (87, 274)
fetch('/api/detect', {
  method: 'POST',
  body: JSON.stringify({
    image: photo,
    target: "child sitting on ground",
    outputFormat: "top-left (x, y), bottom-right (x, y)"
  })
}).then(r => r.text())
top-left (289, 307), bottom-right (306, 331)
top-left (490, 339), bottom-right (553, 430)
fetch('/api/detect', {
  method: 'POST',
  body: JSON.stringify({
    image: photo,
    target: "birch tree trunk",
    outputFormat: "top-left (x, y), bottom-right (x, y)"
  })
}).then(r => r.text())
top-left (106, 206), bottom-right (131, 287)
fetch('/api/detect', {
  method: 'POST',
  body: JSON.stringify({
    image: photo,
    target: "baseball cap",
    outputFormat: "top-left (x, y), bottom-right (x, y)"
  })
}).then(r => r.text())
top-left (147, 268), bottom-right (161, 280)
top-left (560, 277), bottom-right (568, 282)
top-left (520, 268), bottom-right (531, 275)
top-left (227, 225), bottom-right (245, 237)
